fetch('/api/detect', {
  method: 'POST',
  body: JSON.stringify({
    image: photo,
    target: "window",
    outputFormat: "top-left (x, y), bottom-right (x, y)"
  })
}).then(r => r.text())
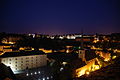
top-left (26, 60), bottom-right (29, 62)
top-left (26, 57), bottom-right (29, 59)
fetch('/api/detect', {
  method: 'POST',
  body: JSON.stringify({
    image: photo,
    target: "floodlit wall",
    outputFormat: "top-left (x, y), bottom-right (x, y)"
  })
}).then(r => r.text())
top-left (0, 55), bottom-right (47, 72)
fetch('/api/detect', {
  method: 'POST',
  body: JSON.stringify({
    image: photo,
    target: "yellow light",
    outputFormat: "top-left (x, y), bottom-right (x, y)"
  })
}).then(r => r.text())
top-left (19, 47), bottom-right (24, 50)
top-left (76, 58), bottom-right (102, 77)
top-left (94, 65), bottom-right (99, 70)
top-left (66, 50), bottom-right (69, 53)
top-left (39, 48), bottom-right (52, 53)
top-left (32, 48), bottom-right (34, 50)
top-left (9, 42), bottom-right (14, 44)
top-left (0, 52), bottom-right (4, 55)
top-left (91, 68), bottom-right (95, 71)
top-left (86, 71), bottom-right (90, 75)
top-left (62, 62), bottom-right (67, 65)
top-left (112, 56), bottom-right (116, 59)
top-left (77, 70), bottom-right (85, 77)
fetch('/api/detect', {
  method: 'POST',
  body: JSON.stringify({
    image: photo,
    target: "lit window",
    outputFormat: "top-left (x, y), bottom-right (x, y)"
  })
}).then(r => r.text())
top-left (42, 78), bottom-right (45, 80)
top-left (34, 72), bottom-right (37, 74)
top-left (47, 77), bottom-right (49, 79)
top-left (26, 73), bottom-right (29, 76)
top-left (38, 71), bottom-right (40, 74)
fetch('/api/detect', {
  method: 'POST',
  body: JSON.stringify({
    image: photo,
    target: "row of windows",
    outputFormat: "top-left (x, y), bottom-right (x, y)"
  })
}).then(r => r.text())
top-left (14, 65), bottom-right (39, 70)
top-left (7, 60), bottom-right (44, 64)
top-left (12, 63), bottom-right (42, 70)
top-left (2, 58), bottom-right (44, 62)
top-left (9, 62), bottom-right (43, 65)
top-left (8, 57), bottom-right (44, 61)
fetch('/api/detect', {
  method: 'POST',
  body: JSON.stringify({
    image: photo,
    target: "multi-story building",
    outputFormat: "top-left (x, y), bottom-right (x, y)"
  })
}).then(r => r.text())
top-left (0, 51), bottom-right (47, 73)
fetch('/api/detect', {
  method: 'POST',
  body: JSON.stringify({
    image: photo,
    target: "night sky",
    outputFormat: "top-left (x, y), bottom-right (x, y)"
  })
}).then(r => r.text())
top-left (1, 0), bottom-right (120, 35)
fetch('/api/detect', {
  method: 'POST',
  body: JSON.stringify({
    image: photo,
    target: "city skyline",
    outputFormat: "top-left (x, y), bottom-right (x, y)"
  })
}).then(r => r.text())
top-left (1, 0), bottom-right (120, 35)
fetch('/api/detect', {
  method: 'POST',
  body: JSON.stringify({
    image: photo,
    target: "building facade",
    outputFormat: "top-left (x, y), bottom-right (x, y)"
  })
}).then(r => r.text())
top-left (0, 51), bottom-right (47, 73)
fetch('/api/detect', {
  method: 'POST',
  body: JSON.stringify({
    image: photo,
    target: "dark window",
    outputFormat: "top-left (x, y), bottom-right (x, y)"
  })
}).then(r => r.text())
top-left (26, 57), bottom-right (29, 59)
top-left (26, 60), bottom-right (29, 62)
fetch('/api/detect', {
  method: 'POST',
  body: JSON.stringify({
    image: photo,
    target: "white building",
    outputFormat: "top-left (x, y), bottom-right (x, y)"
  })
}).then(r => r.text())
top-left (0, 51), bottom-right (47, 73)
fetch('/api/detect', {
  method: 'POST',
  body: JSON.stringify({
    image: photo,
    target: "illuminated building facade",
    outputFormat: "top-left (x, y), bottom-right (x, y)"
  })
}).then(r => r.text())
top-left (0, 51), bottom-right (47, 73)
